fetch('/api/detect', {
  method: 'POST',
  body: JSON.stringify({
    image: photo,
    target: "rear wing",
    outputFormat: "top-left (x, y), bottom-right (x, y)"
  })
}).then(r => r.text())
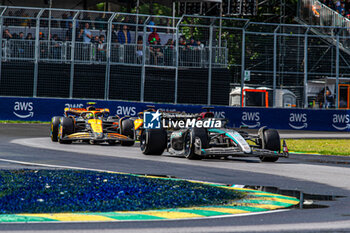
top-left (64, 108), bottom-right (110, 116)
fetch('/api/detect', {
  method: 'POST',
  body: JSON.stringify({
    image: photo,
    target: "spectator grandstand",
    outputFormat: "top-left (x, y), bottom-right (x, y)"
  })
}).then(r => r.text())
top-left (1, 1), bottom-right (350, 108)
top-left (0, 9), bottom-right (227, 68)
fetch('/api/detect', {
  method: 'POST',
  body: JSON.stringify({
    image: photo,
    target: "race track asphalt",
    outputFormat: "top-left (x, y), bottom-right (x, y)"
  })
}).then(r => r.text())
top-left (0, 124), bottom-right (350, 233)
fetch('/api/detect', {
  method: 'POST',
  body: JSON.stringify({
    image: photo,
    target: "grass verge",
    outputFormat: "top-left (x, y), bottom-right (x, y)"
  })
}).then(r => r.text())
top-left (284, 139), bottom-right (350, 156)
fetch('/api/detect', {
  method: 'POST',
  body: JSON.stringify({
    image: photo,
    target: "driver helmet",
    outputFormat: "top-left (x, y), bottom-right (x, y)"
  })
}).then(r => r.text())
top-left (87, 106), bottom-right (96, 111)
top-left (86, 112), bottom-right (94, 119)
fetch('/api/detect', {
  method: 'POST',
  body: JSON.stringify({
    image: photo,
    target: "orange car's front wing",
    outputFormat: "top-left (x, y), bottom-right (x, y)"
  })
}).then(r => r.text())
top-left (63, 132), bottom-right (133, 141)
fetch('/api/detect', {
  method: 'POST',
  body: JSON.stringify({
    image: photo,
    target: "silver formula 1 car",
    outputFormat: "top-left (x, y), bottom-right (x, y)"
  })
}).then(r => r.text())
top-left (140, 109), bottom-right (288, 162)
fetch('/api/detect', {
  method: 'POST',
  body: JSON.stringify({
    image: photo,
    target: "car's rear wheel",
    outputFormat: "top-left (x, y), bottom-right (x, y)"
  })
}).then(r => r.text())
top-left (259, 128), bottom-right (280, 162)
top-left (120, 119), bottom-right (135, 146)
top-left (184, 128), bottom-right (209, 160)
top-left (58, 117), bottom-right (74, 144)
top-left (50, 116), bottom-right (61, 142)
top-left (141, 129), bottom-right (167, 155)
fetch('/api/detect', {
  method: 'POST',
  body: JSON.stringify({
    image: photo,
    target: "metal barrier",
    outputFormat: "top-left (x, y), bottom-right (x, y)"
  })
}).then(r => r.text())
top-left (0, 39), bottom-right (227, 66)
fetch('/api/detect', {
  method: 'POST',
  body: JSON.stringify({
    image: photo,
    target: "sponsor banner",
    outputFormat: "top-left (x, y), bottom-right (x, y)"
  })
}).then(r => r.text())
top-left (1, 96), bottom-right (350, 131)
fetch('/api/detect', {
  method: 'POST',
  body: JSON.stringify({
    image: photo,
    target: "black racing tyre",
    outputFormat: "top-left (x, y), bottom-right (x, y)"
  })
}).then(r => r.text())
top-left (184, 128), bottom-right (209, 160)
top-left (120, 119), bottom-right (135, 146)
top-left (140, 129), bottom-right (167, 155)
top-left (260, 129), bottom-right (280, 162)
top-left (50, 116), bottom-right (61, 142)
top-left (58, 117), bottom-right (74, 144)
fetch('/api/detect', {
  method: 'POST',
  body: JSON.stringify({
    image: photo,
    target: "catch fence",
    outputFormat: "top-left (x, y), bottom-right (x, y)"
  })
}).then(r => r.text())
top-left (0, 4), bottom-right (349, 109)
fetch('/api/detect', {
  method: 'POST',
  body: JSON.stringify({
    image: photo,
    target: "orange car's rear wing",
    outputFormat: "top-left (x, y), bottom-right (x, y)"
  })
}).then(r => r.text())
top-left (64, 108), bottom-right (110, 116)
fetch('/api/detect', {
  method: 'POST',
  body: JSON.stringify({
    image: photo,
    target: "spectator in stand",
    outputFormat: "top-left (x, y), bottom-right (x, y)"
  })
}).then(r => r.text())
top-left (111, 24), bottom-right (118, 43)
top-left (186, 37), bottom-right (197, 48)
top-left (79, 22), bottom-right (92, 43)
top-left (3, 29), bottom-right (12, 40)
top-left (149, 40), bottom-right (163, 65)
top-left (341, 8), bottom-right (346, 16)
top-left (117, 25), bottom-right (131, 44)
top-left (96, 35), bottom-right (106, 61)
top-left (92, 35), bottom-right (99, 59)
top-left (93, 35), bottom-right (100, 44)
top-left (165, 39), bottom-right (174, 48)
top-left (77, 23), bottom-right (92, 61)
top-left (178, 36), bottom-right (187, 66)
top-left (26, 33), bottom-right (33, 40)
top-left (196, 40), bottom-right (204, 50)
top-left (148, 28), bottom-right (160, 44)
top-left (325, 89), bottom-right (334, 108)
top-left (26, 33), bottom-right (34, 58)
top-left (186, 37), bottom-right (197, 66)
top-left (335, 0), bottom-right (341, 8)
top-left (136, 35), bottom-right (143, 63)
top-left (39, 32), bottom-right (44, 40)
top-left (65, 21), bottom-right (74, 41)
top-left (148, 17), bottom-right (155, 32)
top-left (164, 39), bottom-right (174, 66)
top-left (179, 36), bottom-right (187, 47)
top-left (14, 32), bottom-right (25, 58)
top-left (337, 2), bottom-right (346, 13)
top-left (18, 32), bottom-right (24, 40)
top-left (50, 34), bottom-right (62, 59)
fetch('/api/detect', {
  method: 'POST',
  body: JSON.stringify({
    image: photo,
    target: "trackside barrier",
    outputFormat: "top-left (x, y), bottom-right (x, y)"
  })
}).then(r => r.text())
top-left (2, 97), bottom-right (350, 132)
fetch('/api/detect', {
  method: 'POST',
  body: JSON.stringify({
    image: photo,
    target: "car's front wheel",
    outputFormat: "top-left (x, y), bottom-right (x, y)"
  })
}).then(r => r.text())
top-left (183, 128), bottom-right (209, 160)
top-left (120, 119), bottom-right (135, 146)
top-left (50, 116), bottom-right (61, 142)
top-left (140, 129), bottom-right (167, 155)
top-left (58, 117), bottom-right (74, 144)
top-left (259, 128), bottom-right (280, 162)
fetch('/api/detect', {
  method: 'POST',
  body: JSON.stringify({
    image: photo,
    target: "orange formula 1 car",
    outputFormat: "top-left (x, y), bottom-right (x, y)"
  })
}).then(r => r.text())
top-left (50, 103), bottom-right (134, 146)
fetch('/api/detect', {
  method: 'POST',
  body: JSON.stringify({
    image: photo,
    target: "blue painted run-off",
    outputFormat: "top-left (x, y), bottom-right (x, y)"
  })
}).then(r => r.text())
top-left (2, 96), bottom-right (350, 132)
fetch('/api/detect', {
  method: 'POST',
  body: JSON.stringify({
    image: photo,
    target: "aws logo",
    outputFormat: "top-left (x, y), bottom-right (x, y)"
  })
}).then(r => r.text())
top-left (13, 102), bottom-right (34, 119)
top-left (332, 114), bottom-right (350, 130)
top-left (65, 103), bottom-right (84, 108)
top-left (289, 113), bottom-right (308, 130)
top-left (241, 112), bottom-right (260, 128)
top-left (116, 106), bottom-right (136, 116)
top-left (213, 111), bottom-right (226, 118)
